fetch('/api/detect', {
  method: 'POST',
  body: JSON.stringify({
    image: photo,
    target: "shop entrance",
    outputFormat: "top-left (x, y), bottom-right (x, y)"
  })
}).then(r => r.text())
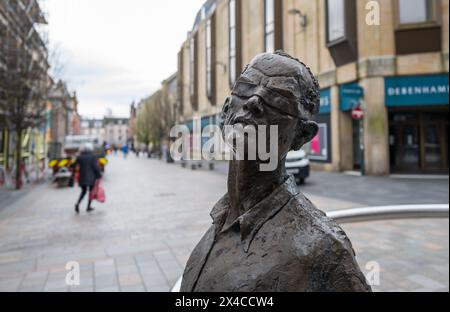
top-left (389, 109), bottom-right (449, 173)
top-left (352, 119), bottom-right (363, 171)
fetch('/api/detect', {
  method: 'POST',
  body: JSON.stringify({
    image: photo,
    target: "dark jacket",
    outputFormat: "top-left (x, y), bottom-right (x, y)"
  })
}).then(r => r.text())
top-left (76, 152), bottom-right (102, 187)
top-left (181, 176), bottom-right (371, 292)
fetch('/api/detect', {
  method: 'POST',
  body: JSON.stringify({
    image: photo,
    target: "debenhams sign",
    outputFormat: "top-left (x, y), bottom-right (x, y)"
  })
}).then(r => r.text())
top-left (385, 74), bottom-right (449, 107)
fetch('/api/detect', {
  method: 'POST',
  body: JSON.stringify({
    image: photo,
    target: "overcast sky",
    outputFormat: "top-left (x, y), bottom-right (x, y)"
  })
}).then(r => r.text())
top-left (46, 0), bottom-right (205, 118)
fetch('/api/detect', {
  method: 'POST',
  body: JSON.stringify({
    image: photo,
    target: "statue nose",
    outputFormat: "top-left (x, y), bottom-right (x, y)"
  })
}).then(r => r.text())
top-left (243, 96), bottom-right (264, 117)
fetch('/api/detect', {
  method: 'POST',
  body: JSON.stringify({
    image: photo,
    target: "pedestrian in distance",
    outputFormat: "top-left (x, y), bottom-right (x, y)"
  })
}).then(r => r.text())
top-left (74, 143), bottom-right (102, 214)
top-left (121, 144), bottom-right (129, 159)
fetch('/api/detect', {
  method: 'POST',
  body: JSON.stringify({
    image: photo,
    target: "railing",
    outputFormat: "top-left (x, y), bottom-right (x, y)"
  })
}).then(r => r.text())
top-left (328, 204), bottom-right (449, 224)
top-left (171, 204), bottom-right (450, 292)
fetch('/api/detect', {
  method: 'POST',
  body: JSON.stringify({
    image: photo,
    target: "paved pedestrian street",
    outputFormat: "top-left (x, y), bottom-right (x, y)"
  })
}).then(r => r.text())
top-left (0, 156), bottom-right (448, 292)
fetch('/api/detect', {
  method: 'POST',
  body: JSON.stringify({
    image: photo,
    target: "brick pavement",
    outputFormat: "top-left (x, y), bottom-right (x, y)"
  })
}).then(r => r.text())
top-left (0, 155), bottom-right (448, 292)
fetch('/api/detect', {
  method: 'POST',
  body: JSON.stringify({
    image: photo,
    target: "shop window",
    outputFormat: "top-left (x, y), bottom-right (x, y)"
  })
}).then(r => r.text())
top-left (395, 0), bottom-right (441, 54)
top-left (325, 0), bottom-right (358, 67)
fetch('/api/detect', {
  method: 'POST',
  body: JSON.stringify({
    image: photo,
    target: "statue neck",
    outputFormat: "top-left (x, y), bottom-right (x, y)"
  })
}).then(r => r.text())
top-left (226, 159), bottom-right (287, 223)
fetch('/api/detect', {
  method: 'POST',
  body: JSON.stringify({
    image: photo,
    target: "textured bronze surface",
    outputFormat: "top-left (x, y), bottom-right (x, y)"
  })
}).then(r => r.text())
top-left (181, 51), bottom-right (371, 292)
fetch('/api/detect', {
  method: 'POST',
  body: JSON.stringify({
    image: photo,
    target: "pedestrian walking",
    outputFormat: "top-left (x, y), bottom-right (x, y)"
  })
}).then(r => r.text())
top-left (74, 143), bottom-right (102, 213)
top-left (121, 144), bottom-right (129, 159)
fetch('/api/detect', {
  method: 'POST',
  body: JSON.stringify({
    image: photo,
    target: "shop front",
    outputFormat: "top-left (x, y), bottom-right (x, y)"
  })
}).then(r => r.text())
top-left (307, 88), bottom-right (332, 163)
top-left (0, 129), bottom-right (5, 167)
top-left (340, 83), bottom-right (365, 172)
top-left (386, 74), bottom-right (449, 174)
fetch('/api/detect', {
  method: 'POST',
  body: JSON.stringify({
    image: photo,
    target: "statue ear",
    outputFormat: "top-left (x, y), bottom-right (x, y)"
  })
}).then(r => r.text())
top-left (291, 120), bottom-right (319, 151)
top-left (220, 97), bottom-right (231, 129)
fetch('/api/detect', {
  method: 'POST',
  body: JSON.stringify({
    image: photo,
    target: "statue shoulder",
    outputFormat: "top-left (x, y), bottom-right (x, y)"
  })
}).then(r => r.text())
top-left (285, 194), bottom-right (371, 291)
top-left (284, 193), bottom-right (356, 257)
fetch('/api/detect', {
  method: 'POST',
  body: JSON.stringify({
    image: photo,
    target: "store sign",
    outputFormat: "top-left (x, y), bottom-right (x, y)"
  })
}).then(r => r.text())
top-left (340, 83), bottom-right (364, 112)
top-left (385, 74), bottom-right (449, 107)
top-left (320, 89), bottom-right (331, 114)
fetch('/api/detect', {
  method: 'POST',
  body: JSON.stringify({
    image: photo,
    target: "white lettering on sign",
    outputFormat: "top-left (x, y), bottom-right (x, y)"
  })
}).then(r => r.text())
top-left (320, 96), bottom-right (330, 107)
top-left (388, 85), bottom-right (449, 97)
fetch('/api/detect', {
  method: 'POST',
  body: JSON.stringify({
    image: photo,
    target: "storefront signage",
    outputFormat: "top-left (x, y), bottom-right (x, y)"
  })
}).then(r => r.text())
top-left (320, 89), bottom-right (331, 114)
top-left (385, 74), bottom-right (449, 107)
top-left (340, 83), bottom-right (364, 112)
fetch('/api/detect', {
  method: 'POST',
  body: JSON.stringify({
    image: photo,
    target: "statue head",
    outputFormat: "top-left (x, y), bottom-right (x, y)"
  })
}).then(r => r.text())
top-left (221, 51), bottom-right (320, 162)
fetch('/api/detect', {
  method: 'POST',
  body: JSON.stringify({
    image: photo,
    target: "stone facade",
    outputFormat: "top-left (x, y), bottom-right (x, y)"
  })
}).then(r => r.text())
top-left (177, 0), bottom-right (449, 175)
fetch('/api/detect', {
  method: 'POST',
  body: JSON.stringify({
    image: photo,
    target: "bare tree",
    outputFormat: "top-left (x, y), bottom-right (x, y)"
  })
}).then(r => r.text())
top-left (136, 100), bottom-right (152, 151)
top-left (0, 14), bottom-right (50, 189)
top-left (135, 89), bottom-right (176, 156)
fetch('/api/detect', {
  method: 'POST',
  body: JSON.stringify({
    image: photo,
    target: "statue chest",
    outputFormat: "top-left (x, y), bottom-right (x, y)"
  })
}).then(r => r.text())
top-left (192, 224), bottom-right (312, 292)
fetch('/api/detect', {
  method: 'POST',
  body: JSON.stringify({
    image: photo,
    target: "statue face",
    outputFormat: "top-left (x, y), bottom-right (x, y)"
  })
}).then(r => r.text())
top-left (222, 64), bottom-right (304, 161)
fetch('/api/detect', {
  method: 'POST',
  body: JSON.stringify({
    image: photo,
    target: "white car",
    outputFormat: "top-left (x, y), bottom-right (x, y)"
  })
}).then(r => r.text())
top-left (285, 149), bottom-right (310, 184)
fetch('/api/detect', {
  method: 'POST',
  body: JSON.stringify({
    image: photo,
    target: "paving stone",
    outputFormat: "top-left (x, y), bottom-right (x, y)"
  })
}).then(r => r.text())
top-left (0, 277), bottom-right (23, 292)
top-left (0, 156), bottom-right (447, 292)
top-left (118, 273), bottom-right (143, 287)
top-left (408, 274), bottom-right (447, 291)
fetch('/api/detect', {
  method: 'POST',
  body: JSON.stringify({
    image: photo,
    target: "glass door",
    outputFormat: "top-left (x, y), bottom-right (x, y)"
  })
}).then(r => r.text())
top-left (352, 119), bottom-right (362, 170)
top-left (390, 112), bottom-right (421, 173)
top-left (422, 123), bottom-right (441, 170)
top-left (399, 124), bottom-right (421, 172)
top-left (390, 110), bottom-right (449, 173)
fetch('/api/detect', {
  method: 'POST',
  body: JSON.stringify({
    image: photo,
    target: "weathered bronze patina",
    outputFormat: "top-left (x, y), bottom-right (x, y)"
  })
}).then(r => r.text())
top-left (181, 51), bottom-right (371, 292)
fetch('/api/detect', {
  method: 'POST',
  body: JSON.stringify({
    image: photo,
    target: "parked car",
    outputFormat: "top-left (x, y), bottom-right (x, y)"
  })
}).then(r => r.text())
top-left (285, 149), bottom-right (310, 184)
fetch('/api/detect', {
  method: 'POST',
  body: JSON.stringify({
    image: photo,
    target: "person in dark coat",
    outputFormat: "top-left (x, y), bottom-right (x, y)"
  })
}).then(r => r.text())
top-left (75, 143), bottom-right (102, 213)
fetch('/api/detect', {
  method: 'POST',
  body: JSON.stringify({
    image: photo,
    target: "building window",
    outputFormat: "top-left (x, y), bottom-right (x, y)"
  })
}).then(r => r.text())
top-left (189, 32), bottom-right (199, 110)
top-left (325, 0), bottom-right (358, 67)
top-left (398, 0), bottom-right (433, 25)
top-left (229, 0), bottom-right (237, 86)
top-left (394, 0), bottom-right (441, 54)
top-left (326, 0), bottom-right (345, 43)
top-left (189, 36), bottom-right (196, 98)
top-left (264, 0), bottom-right (275, 52)
top-left (205, 14), bottom-right (215, 105)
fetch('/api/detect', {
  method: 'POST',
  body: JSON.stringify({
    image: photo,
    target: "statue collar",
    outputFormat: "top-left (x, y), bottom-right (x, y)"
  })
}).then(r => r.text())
top-left (210, 175), bottom-right (300, 252)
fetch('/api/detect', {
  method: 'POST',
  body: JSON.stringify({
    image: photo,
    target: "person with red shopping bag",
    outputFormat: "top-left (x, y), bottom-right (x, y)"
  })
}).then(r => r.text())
top-left (75, 143), bottom-right (102, 213)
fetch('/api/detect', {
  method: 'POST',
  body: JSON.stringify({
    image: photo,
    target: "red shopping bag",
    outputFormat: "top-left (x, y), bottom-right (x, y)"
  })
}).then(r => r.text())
top-left (90, 179), bottom-right (106, 203)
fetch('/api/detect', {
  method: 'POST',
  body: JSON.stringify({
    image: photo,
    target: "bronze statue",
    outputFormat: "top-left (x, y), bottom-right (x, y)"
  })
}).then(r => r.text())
top-left (180, 51), bottom-right (371, 292)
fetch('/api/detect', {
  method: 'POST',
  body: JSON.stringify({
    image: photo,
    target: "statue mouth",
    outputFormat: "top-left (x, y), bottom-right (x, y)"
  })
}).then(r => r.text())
top-left (231, 117), bottom-right (258, 128)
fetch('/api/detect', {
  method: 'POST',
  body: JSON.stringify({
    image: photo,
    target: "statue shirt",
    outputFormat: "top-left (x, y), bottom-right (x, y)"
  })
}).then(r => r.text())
top-left (180, 176), bottom-right (371, 292)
